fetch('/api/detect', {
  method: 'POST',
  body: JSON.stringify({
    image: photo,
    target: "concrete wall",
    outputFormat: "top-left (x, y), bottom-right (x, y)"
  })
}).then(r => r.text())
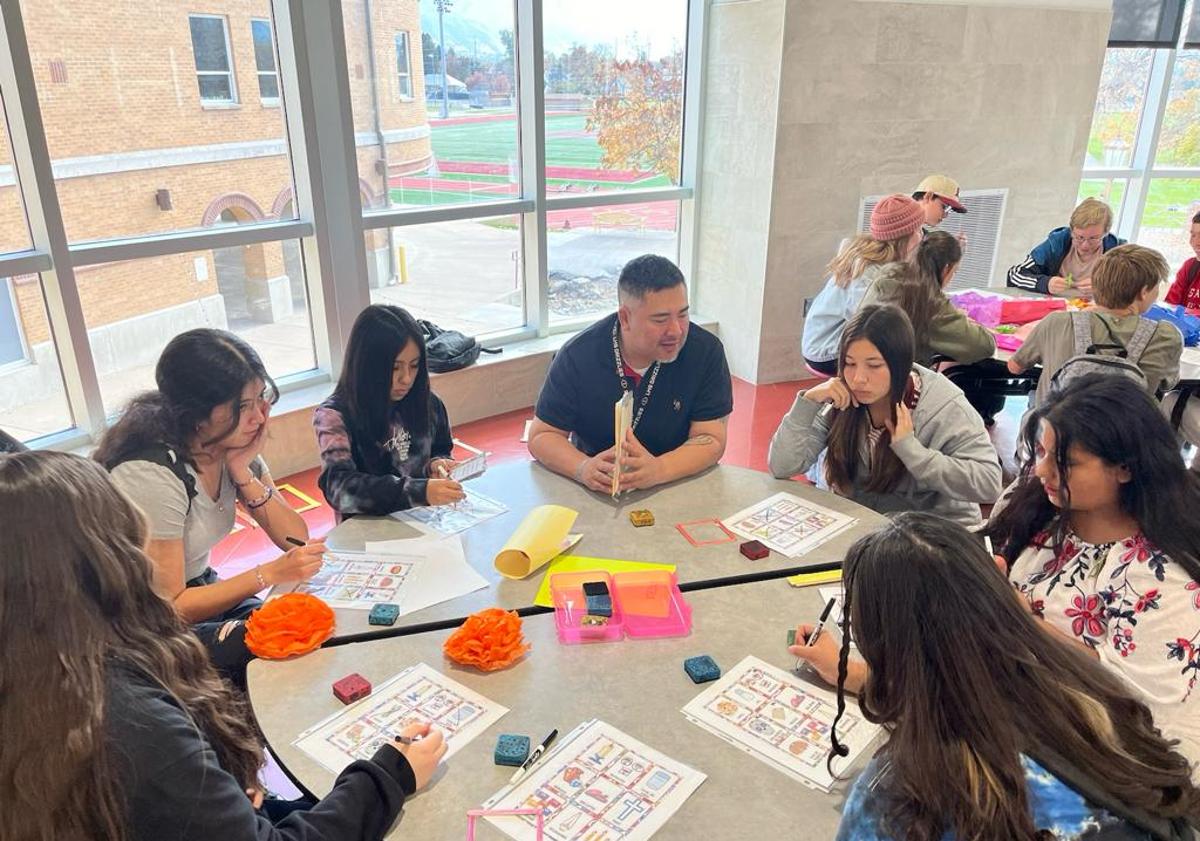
top-left (696, 0), bottom-right (1112, 383)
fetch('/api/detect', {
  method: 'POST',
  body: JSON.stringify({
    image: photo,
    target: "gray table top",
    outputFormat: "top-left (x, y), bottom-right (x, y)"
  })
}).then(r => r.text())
top-left (249, 578), bottom-right (857, 840)
top-left (319, 460), bottom-right (885, 640)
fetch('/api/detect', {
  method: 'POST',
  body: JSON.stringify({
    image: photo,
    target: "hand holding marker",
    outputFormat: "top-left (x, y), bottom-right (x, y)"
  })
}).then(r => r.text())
top-left (795, 597), bottom-right (836, 674)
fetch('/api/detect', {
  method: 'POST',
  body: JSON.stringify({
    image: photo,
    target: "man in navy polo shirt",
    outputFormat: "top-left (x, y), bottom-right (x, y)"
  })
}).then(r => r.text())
top-left (528, 254), bottom-right (733, 493)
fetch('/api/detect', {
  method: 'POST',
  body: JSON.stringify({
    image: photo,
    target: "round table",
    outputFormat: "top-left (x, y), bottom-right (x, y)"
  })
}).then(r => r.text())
top-left (249, 578), bottom-right (855, 840)
top-left (319, 460), bottom-right (886, 640)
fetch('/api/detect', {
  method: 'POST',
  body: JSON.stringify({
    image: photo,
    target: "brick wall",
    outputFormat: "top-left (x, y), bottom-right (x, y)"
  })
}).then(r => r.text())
top-left (0, 0), bottom-right (428, 342)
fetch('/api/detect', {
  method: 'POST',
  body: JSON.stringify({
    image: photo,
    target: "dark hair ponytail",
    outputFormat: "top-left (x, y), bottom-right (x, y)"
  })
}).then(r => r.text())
top-left (94, 329), bottom-right (276, 469)
top-left (913, 230), bottom-right (961, 291)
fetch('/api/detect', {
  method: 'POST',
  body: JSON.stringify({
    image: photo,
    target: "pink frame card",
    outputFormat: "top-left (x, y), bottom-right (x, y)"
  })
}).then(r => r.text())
top-left (675, 518), bottom-right (737, 547)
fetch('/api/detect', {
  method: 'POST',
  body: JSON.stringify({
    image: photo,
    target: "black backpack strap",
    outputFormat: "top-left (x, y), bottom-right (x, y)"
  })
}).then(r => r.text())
top-left (127, 444), bottom-right (197, 513)
top-left (1172, 384), bottom-right (1200, 432)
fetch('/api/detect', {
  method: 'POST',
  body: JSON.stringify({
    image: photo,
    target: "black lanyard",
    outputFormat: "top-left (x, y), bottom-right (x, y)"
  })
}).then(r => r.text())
top-left (611, 320), bottom-right (661, 432)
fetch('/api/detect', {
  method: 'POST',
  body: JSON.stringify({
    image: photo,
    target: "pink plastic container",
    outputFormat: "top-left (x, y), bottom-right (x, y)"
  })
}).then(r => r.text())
top-left (550, 571), bottom-right (624, 644)
top-left (615, 570), bottom-right (692, 638)
top-left (550, 570), bottom-right (692, 644)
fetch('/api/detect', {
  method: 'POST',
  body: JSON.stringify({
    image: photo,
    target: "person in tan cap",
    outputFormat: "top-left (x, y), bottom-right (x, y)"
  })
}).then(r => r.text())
top-left (912, 174), bottom-right (967, 229)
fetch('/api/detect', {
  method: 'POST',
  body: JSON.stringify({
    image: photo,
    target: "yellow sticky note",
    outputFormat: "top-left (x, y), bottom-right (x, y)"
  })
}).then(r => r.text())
top-left (534, 555), bottom-right (676, 608)
top-left (786, 569), bottom-right (842, 588)
top-left (494, 505), bottom-right (579, 579)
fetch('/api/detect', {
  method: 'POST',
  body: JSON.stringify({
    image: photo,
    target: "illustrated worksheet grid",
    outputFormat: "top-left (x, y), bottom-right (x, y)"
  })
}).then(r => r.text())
top-left (293, 551), bottom-right (417, 609)
top-left (293, 663), bottom-right (507, 773)
top-left (484, 720), bottom-right (706, 841)
top-left (682, 656), bottom-right (879, 792)
top-left (723, 493), bottom-right (857, 558)
top-left (396, 488), bottom-right (508, 536)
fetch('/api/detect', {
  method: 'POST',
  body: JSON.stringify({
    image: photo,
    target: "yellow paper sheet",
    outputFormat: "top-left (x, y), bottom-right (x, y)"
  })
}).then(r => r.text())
top-left (534, 555), bottom-right (677, 608)
top-left (494, 505), bottom-right (579, 579)
top-left (786, 569), bottom-right (842, 588)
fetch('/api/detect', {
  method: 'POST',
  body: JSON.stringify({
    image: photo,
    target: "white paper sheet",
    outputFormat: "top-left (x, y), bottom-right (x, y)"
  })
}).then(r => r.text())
top-left (722, 492), bottom-right (857, 558)
top-left (482, 719), bottom-right (706, 841)
top-left (364, 535), bottom-right (488, 616)
top-left (392, 488), bottom-right (508, 536)
top-left (681, 656), bottom-right (880, 793)
top-left (293, 662), bottom-right (507, 774)
top-left (272, 550), bottom-right (420, 610)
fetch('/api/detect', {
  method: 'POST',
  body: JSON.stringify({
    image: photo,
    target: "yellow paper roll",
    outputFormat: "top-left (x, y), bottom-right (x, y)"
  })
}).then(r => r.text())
top-left (494, 504), bottom-right (579, 579)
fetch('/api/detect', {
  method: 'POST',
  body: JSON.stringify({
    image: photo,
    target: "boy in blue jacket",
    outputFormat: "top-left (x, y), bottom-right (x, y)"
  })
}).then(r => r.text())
top-left (1007, 197), bottom-right (1124, 297)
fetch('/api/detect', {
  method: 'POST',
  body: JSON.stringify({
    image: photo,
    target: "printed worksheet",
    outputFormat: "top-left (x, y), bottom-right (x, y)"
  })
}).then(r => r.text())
top-left (722, 492), bottom-right (857, 558)
top-left (482, 719), bottom-right (706, 841)
top-left (293, 663), bottom-right (507, 773)
top-left (281, 551), bottom-right (419, 610)
top-left (681, 656), bottom-right (880, 792)
top-left (394, 488), bottom-right (508, 536)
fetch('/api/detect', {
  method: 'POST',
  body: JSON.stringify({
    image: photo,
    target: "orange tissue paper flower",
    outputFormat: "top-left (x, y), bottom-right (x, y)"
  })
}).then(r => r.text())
top-left (244, 593), bottom-right (336, 660)
top-left (443, 608), bottom-right (530, 672)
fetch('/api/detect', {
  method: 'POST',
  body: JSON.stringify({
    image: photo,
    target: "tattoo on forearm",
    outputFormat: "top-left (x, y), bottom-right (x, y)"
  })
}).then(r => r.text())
top-left (684, 434), bottom-right (717, 447)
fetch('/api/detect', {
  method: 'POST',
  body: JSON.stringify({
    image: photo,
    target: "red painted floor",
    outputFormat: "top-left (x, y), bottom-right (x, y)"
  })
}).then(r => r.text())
top-left (211, 376), bottom-right (816, 577)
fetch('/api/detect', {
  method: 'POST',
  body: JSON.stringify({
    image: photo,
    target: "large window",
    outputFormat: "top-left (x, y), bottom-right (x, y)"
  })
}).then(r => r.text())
top-left (0, 108), bottom-right (30, 255)
top-left (252, 18), bottom-right (280, 103)
top-left (189, 14), bottom-right (238, 104)
top-left (1079, 44), bottom-right (1200, 273)
top-left (82, 243), bottom-right (315, 413)
top-left (0, 0), bottom-right (701, 447)
top-left (543, 0), bottom-right (687, 194)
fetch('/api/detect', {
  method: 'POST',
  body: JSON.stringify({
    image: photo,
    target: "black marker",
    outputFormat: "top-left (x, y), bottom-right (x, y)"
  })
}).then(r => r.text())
top-left (510, 728), bottom-right (558, 783)
top-left (795, 597), bottom-right (837, 673)
top-left (285, 536), bottom-right (306, 548)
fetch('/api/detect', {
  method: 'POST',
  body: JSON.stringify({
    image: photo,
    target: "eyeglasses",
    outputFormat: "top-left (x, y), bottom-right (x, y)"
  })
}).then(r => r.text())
top-left (1071, 232), bottom-right (1104, 245)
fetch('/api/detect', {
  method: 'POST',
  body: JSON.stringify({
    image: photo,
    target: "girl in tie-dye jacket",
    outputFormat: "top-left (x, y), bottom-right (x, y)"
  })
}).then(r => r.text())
top-left (313, 305), bottom-right (462, 517)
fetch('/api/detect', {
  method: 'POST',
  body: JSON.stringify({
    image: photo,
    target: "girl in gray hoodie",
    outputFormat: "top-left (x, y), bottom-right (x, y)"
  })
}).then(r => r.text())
top-left (769, 304), bottom-right (1003, 527)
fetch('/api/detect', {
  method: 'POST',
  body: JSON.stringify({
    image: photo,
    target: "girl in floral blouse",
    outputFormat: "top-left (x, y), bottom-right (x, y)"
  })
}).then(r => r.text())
top-left (985, 374), bottom-right (1200, 771)
top-left (314, 305), bottom-right (464, 517)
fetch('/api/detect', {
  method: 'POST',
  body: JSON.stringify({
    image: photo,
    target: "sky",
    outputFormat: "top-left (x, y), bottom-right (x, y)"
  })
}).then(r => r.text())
top-left (421, 0), bottom-right (688, 57)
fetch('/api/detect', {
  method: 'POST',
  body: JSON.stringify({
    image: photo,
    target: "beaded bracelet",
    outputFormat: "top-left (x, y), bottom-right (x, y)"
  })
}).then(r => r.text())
top-left (254, 565), bottom-right (267, 589)
top-left (245, 485), bottom-right (275, 510)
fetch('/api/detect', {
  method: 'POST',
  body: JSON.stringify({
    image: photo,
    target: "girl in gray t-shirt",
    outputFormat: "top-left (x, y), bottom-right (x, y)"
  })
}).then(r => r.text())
top-left (95, 329), bottom-right (326, 682)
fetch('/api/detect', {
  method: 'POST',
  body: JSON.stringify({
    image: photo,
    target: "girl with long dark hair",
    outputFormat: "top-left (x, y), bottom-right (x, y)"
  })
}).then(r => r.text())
top-left (860, 231), bottom-right (995, 367)
top-left (314, 304), bottom-right (463, 517)
top-left (769, 304), bottom-right (1002, 526)
top-left (0, 451), bottom-right (446, 841)
top-left (983, 375), bottom-right (1200, 768)
top-left (792, 513), bottom-right (1200, 840)
top-left (94, 329), bottom-right (326, 679)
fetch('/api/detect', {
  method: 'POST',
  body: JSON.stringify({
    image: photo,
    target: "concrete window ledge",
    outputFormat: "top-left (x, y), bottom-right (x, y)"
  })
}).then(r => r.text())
top-left (262, 315), bottom-right (719, 477)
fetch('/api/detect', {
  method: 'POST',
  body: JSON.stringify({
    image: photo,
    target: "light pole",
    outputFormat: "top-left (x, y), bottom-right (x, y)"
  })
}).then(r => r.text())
top-left (435, 0), bottom-right (452, 119)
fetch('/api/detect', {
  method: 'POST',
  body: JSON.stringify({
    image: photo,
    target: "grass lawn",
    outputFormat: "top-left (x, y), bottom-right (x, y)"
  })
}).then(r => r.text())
top-left (1077, 177), bottom-right (1200, 229)
top-left (427, 113), bottom-right (670, 193)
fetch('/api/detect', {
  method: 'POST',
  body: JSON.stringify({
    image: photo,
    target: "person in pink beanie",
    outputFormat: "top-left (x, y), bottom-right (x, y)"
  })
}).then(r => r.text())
top-left (802, 194), bottom-right (925, 376)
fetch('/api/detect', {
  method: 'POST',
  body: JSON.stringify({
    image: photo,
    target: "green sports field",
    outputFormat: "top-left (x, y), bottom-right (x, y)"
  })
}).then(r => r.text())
top-left (389, 113), bottom-right (673, 207)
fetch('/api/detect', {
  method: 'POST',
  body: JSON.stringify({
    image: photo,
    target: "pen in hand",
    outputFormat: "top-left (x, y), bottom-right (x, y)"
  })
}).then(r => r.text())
top-left (795, 597), bottom-right (837, 674)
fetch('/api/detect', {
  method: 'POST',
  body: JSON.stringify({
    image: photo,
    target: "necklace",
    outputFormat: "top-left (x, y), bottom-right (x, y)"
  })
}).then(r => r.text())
top-left (611, 320), bottom-right (661, 432)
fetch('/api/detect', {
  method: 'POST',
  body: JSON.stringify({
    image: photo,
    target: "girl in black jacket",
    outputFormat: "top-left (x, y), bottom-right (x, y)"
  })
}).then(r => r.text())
top-left (0, 450), bottom-right (448, 841)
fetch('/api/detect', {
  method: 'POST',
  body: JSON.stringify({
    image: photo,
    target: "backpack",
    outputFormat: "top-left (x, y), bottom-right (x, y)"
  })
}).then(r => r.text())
top-left (1048, 311), bottom-right (1157, 396)
top-left (417, 319), bottom-right (501, 374)
top-left (0, 428), bottom-right (28, 454)
top-left (129, 444), bottom-right (198, 513)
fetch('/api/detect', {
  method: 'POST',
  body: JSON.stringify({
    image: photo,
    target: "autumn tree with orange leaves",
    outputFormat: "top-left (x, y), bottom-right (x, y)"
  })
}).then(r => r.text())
top-left (586, 50), bottom-right (684, 184)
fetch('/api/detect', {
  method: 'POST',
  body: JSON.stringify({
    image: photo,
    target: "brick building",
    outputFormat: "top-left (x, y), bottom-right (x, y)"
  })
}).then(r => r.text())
top-left (0, 0), bottom-right (428, 411)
